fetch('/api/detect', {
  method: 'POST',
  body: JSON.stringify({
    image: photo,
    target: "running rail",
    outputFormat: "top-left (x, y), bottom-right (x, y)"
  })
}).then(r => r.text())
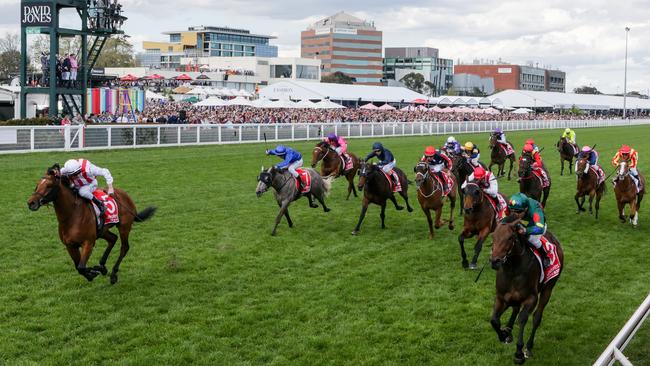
top-left (593, 293), bottom-right (650, 366)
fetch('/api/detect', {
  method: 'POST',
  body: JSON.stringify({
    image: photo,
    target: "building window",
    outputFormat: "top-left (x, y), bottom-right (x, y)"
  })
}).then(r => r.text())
top-left (234, 45), bottom-right (244, 51)
top-left (271, 65), bottom-right (293, 78)
top-left (210, 50), bottom-right (221, 56)
top-left (169, 33), bottom-right (181, 43)
top-left (222, 51), bottom-right (232, 56)
top-left (244, 45), bottom-right (254, 53)
top-left (296, 65), bottom-right (318, 80)
top-left (223, 44), bottom-right (232, 50)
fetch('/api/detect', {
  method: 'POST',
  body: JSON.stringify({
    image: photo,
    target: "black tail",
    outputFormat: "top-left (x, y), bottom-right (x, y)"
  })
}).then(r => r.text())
top-left (135, 206), bottom-right (157, 222)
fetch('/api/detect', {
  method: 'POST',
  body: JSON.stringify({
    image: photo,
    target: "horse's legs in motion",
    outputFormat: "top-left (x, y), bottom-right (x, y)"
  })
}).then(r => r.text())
top-left (504, 305), bottom-right (521, 344)
top-left (588, 191), bottom-right (595, 215)
top-left (423, 207), bottom-right (434, 239)
top-left (448, 192), bottom-right (456, 230)
top-left (77, 240), bottom-right (100, 281)
top-left (470, 227), bottom-right (491, 269)
top-left (525, 286), bottom-right (554, 358)
top-left (398, 189), bottom-right (414, 212)
top-left (272, 201), bottom-right (290, 236)
top-left (66, 245), bottom-right (81, 269)
top-left (352, 198), bottom-right (369, 235)
top-left (96, 230), bottom-right (118, 275)
top-left (630, 198), bottom-right (639, 226)
top-left (541, 186), bottom-right (550, 208)
top-left (458, 230), bottom-right (473, 269)
top-left (346, 173), bottom-right (357, 200)
top-left (434, 206), bottom-right (443, 229)
top-left (560, 157), bottom-right (564, 176)
top-left (617, 199), bottom-right (626, 222)
top-left (595, 187), bottom-right (603, 219)
top-left (491, 297), bottom-right (512, 343)
top-left (110, 225), bottom-right (132, 284)
top-left (514, 296), bottom-right (537, 364)
top-left (306, 194), bottom-right (318, 208)
top-left (508, 156), bottom-right (514, 180)
top-left (389, 194), bottom-right (404, 211)
top-left (315, 193), bottom-right (330, 213)
top-left (380, 202), bottom-right (387, 229)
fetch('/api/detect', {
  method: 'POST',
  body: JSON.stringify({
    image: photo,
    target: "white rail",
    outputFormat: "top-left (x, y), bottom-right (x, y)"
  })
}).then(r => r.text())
top-left (593, 294), bottom-right (650, 366)
top-left (0, 119), bottom-right (649, 154)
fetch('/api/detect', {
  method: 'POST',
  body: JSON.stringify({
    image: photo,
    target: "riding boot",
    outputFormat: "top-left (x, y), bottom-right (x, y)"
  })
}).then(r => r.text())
top-left (536, 244), bottom-right (551, 268)
top-left (91, 196), bottom-right (105, 229)
top-left (437, 172), bottom-right (447, 192)
top-left (390, 172), bottom-right (399, 187)
top-left (296, 174), bottom-right (304, 192)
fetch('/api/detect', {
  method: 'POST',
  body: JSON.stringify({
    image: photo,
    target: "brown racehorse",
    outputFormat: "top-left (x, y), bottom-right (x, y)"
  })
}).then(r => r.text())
top-left (556, 137), bottom-right (577, 176)
top-left (451, 154), bottom-right (485, 215)
top-left (458, 182), bottom-right (502, 269)
top-left (27, 164), bottom-right (156, 284)
top-left (518, 154), bottom-right (551, 207)
top-left (311, 141), bottom-right (359, 200)
top-left (575, 157), bottom-right (605, 218)
top-left (613, 160), bottom-right (645, 227)
top-left (352, 161), bottom-right (413, 235)
top-left (489, 216), bottom-right (564, 364)
top-left (414, 162), bottom-right (456, 239)
top-left (489, 134), bottom-right (515, 180)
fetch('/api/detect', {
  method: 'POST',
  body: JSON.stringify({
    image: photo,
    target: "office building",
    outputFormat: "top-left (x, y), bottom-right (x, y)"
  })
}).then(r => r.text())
top-left (454, 62), bottom-right (566, 93)
top-left (382, 47), bottom-right (454, 96)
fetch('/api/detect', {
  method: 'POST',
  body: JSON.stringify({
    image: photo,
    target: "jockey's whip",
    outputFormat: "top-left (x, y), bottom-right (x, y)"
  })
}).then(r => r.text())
top-left (604, 167), bottom-right (618, 181)
top-left (474, 259), bottom-right (489, 283)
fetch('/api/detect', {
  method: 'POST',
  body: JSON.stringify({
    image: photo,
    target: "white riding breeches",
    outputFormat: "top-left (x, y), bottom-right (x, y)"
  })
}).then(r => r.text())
top-left (77, 181), bottom-right (98, 200)
top-left (381, 160), bottom-right (396, 174)
top-left (528, 224), bottom-right (547, 249)
top-left (287, 159), bottom-right (303, 178)
top-left (430, 163), bottom-right (444, 173)
top-left (335, 147), bottom-right (343, 155)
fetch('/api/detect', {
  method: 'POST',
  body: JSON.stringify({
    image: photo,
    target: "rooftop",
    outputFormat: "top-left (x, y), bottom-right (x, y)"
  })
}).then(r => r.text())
top-left (308, 11), bottom-right (376, 31)
top-left (162, 26), bottom-right (276, 39)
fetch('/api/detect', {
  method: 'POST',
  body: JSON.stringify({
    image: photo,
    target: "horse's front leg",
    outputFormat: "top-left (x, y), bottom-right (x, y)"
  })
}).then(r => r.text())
top-left (96, 230), bottom-right (118, 275)
top-left (399, 189), bottom-right (414, 212)
top-left (560, 158), bottom-right (564, 176)
top-left (352, 197), bottom-right (369, 235)
top-left (389, 194), bottom-right (404, 211)
top-left (470, 227), bottom-right (490, 269)
top-left (588, 191), bottom-right (595, 215)
top-left (574, 193), bottom-right (584, 213)
top-left (423, 207), bottom-right (434, 239)
top-left (316, 193), bottom-right (330, 212)
top-left (490, 297), bottom-right (511, 343)
top-left (272, 201), bottom-right (290, 236)
top-left (306, 194), bottom-right (318, 208)
top-left (508, 157), bottom-right (514, 180)
top-left (77, 240), bottom-right (100, 281)
top-left (458, 229), bottom-right (474, 269)
top-left (514, 296), bottom-right (537, 364)
top-left (525, 286), bottom-right (553, 359)
top-left (448, 190), bottom-right (456, 230)
top-left (617, 199), bottom-right (626, 222)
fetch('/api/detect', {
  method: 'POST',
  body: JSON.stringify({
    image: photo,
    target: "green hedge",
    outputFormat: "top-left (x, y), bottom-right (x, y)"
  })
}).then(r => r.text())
top-left (0, 117), bottom-right (59, 126)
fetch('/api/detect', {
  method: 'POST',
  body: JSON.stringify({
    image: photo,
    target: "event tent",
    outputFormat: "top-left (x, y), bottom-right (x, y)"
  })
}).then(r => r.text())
top-left (489, 89), bottom-right (650, 111)
top-left (314, 99), bottom-right (345, 109)
top-left (227, 96), bottom-right (253, 106)
top-left (145, 90), bottom-right (167, 100)
top-left (378, 103), bottom-right (396, 110)
top-left (195, 97), bottom-right (227, 107)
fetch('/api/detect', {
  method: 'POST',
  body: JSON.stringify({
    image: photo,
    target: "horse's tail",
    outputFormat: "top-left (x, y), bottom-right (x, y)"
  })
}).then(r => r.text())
top-left (135, 206), bottom-right (157, 223)
top-left (322, 176), bottom-right (333, 197)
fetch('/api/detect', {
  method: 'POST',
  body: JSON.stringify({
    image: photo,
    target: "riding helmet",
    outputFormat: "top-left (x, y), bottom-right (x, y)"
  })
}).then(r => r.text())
top-left (494, 127), bottom-right (502, 134)
top-left (372, 142), bottom-right (383, 151)
top-left (523, 144), bottom-right (534, 153)
top-left (424, 146), bottom-right (436, 157)
top-left (274, 145), bottom-right (287, 154)
top-left (508, 193), bottom-right (529, 212)
top-left (447, 136), bottom-right (456, 143)
top-left (620, 145), bottom-right (631, 154)
top-left (473, 166), bottom-right (487, 179)
top-left (581, 146), bottom-right (592, 153)
top-left (565, 128), bottom-right (571, 133)
top-left (327, 133), bottom-right (337, 141)
top-left (526, 138), bottom-right (535, 145)
top-left (464, 142), bottom-right (474, 151)
top-left (62, 159), bottom-right (82, 175)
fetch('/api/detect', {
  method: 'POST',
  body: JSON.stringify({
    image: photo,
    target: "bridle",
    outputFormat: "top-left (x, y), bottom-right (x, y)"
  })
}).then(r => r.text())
top-left (518, 155), bottom-right (535, 180)
top-left (492, 227), bottom-right (526, 265)
top-left (312, 145), bottom-right (333, 166)
top-left (31, 176), bottom-right (60, 206)
top-left (415, 162), bottom-right (440, 198)
top-left (463, 182), bottom-right (485, 212)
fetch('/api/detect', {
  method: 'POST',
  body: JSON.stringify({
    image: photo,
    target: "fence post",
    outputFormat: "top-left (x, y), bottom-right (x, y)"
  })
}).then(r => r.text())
top-left (156, 126), bottom-right (160, 145)
top-left (218, 125), bottom-right (222, 143)
top-left (177, 126), bottom-right (181, 145)
top-left (30, 128), bottom-right (34, 151)
top-left (64, 125), bottom-right (71, 151)
top-left (108, 126), bottom-right (112, 147)
top-left (291, 124), bottom-right (295, 141)
top-left (133, 126), bottom-right (137, 147)
top-left (275, 124), bottom-right (278, 140)
top-left (196, 125), bottom-right (201, 144)
top-left (257, 125), bottom-right (261, 142)
top-left (239, 125), bottom-right (242, 142)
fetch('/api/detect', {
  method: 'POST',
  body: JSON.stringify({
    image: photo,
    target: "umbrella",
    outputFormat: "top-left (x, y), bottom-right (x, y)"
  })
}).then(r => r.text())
top-left (512, 108), bottom-right (532, 114)
top-left (429, 106), bottom-right (444, 112)
top-left (174, 74), bottom-right (193, 81)
top-left (196, 74), bottom-right (210, 80)
top-left (378, 103), bottom-right (396, 111)
top-left (120, 74), bottom-right (139, 81)
top-left (411, 98), bottom-right (428, 104)
top-left (172, 86), bottom-right (192, 94)
top-left (142, 74), bottom-right (164, 80)
top-left (314, 100), bottom-right (345, 109)
top-left (360, 103), bottom-right (379, 110)
top-left (145, 90), bottom-right (167, 100)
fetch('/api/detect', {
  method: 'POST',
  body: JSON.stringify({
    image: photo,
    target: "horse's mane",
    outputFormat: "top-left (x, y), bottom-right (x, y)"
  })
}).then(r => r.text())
top-left (500, 213), bottom-right (520, 224)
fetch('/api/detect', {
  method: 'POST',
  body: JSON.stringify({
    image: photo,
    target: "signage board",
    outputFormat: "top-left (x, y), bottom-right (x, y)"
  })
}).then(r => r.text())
top-left (21, 2), bottom-right (52, 26)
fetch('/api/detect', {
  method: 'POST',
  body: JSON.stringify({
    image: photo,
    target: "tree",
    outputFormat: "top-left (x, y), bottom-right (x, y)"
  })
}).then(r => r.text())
top-left (423, 81), bottom-right (436, 96)
top-left (321, 71), bottom-right (355, 84)
top-left (400, 72), bottom-right (424, 93)
top-left (0, 33), bottom-right (20, 82)
top-left (445, 86), bottom-right (458, 96)
top-left (573, 86), bottom-right (602, 95)
top-left (94, 36), bottom-right (136, 68)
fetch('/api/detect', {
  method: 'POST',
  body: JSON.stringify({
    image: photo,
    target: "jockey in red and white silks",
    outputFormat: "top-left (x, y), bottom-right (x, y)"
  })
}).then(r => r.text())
top-left (60, 159), bottom-right (114, 213)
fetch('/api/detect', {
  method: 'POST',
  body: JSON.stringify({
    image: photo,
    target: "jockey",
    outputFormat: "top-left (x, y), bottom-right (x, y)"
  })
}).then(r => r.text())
top-left (562, 128), bottom-right (576, 144)
top-left (325, 132), bottom-right (348, 165)
top-left (365, 142), bottom-right (398, 185)
top-left (507, 192), bottom-right (551, 268)
top-left (492, 127), bottom-right (508, 145)
top-left (612, 145), bottom-right (641, 189)
top-left (463, 141), bottom-right (481, 167)
top-left (525, 138), bottom-right (540, 153)
top-left (266, 144), bottom-right (305, 189)
top-left (444, 136), bottom-right (462, 155)
top-left (578, 146), bottom-right (599, 167)
top-left (421, 146), bottom-right (452, 192)
top-left (60, 159), bottom-right (114, 217)
top-left (522, 143), bottom-right (549, 186)
top-left (462, 166), bottom-right (502, 211)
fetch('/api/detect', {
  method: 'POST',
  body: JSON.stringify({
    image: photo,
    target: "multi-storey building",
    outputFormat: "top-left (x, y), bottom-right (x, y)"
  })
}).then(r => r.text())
top-left (301, 12), bottom-right (382, 85)
top-left (382, 47), bottom-right (454, 96)
top-left (453, 62), bottom-right (566, 93)
top-left (140, 26), bottom-right (278, 69)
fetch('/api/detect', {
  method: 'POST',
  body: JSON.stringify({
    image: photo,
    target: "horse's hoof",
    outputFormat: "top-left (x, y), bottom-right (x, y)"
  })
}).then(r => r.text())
top-left (575, 209), bottom-right (580, 214)
top-left (310, 204), bottom-right (319, 208)
top-left (524, 348), bottom-right (533, 359)
top-left (324, 208), bottom-right (331, 212)
top-left (462, 260), bottom-right (469, 269)
top-left (110, 274), bottom-right (118, 285)
top-left (351, 230), bottom-right (359, 236)
top-left (435, 224), bottom-right (442, 229)
top-left (448, 223), bottom-right (455, 230)
top-left (395, 206), bottom-right (404, 211)
top-left (271, 231), bottom-right (277, 236)
top-left (407, 207), bottom-right (414, 212)
top-left (513, 353), bottom-right (526, 365)
top-left (93, 265), bottom-right (108, 276)
top-left (428, 233), bottom-right (434, 240)
top-left (468, 262), bottom-right (477, 270)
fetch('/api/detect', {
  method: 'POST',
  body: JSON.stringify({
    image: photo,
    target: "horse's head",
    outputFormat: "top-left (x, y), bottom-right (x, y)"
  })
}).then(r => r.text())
top-left (490, 215), bottom-right (523, 269)
top-left (617, 160), bottom-right (630, 181)
top-left (256, 166), bottom-right (274, 197)
top-left (489, 134), bottom-right (498, 149)
top-left (357, 161), bottom-right (371, 190)
top-left (518, 154), bottom-right (533, 178)
top-left (28, 163), bottom-right (61, 211)
top-left (462, 182), bottom-right (483, 214)
top-left (413, 162), bottom-right (430, 189)
top-left (311, 142), bottom-right (329, 168)
top-left (576, 157), bottom-right (589, 178)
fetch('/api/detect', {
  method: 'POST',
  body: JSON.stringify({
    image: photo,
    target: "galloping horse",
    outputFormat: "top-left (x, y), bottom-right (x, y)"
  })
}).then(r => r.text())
top-left (489, 135), bottom-right (515, 180)
top-left (27, 164), bottom-right (157, 284)
top-left (352, 161), bottom-right (413, 235)
top-left (489, 216), bottom-right (564, 364)
top-left (451, 154), bottom-right (482, 215)
top-left (613, 160), bottom-right (645, 227)
top-left (556, 137), bottom-right (577, 176)
top-left (414, 162), bottom-right (456, 239)
top-left (575, 157), bottom-right (605, 218)
top-left (458, 182), bottom-right (502, 269)
top-left (310, 141), bottom-right (360, 200)
top-left (256, 166), bottom-right (331, 236)
top-left (518, 154), bottom-right (551, 207)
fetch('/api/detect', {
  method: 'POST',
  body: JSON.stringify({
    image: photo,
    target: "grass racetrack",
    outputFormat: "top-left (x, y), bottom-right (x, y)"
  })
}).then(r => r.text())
top-left (1, 125), bottom-right (649, 365)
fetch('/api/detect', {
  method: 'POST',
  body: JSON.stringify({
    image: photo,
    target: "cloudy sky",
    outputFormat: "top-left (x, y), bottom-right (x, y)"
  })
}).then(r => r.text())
top-left (6, 0), bottom-right (650, 94)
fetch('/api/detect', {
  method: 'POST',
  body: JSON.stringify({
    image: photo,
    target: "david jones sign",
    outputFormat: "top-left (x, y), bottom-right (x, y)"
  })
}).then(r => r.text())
top-left (21, 2), bottom-right (52, 26)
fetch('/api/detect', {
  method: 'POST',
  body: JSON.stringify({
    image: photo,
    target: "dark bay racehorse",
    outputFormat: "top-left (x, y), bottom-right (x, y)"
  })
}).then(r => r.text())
top-left (489, 134), bottom-right (515, 180)
top-left (575, 157), bottom-right (605, 218)
top-left (27, 164), bottom-right (157, 284)
top-left (458, 182), bottom-right (501, 269)
top-left (613, 161), bottom-right (645, 227)
top-left (352, 161), bottom-right (413, 235)
top-left (518, 154), bottom-right (551, 207)
top-left (451, 154), bottom-right (484, 215)
top-left (256, 166), bottom-right (331, 236)
top-left (556, 137), bottom-right (577, 176)
top-left (489, 216), bottom-right (564, 364)
top-left (310, 141), bottom-right (360, 200)
top-left (414, 162), bottom-right (456, 239)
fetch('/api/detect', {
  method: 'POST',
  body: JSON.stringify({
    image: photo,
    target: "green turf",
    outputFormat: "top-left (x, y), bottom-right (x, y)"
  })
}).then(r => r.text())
top-left (1, 125), bottom-right (649, 365)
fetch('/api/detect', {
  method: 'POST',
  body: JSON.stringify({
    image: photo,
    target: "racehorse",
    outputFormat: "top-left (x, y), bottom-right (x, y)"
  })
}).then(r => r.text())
top-left (414, 162), bottom-right (456, 239)
top-left (613, 160), bottom-right (645, 227)
top-left (556, 137), bottom-right (577, 176)
top-left (352, 161), bottom-right (413, 235)
top-left (256, 166), bottom-right (331, 236)
top-left (518, 154), bottom-right (551, 207)
top-left (451, 154), bottom-right (483, 215)
top-left (310, 141), bottom-right (360, 200)
top-left (27, 163), bottom-right (157, 284)
top-left (458, 182), bottom-right (502, 269)
top-left (489, 134), bottom-right (515, 180)
top-left (575, 157), bottom-right (605, 218)
top-left (489, 215), bottom-right (564, 364)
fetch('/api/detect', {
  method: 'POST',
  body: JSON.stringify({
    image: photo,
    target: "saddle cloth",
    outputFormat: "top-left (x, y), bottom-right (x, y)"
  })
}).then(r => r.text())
top-left (340, 154), bottom-right (354, 172)
top-left (486, 193), bottom-right (508, 221)
top-left (591, 165), bottom-right (605, 185)
top-left (532, 236), bottom-right (561, 284)
top-left (295, 168), bottom-right (312, 193)
top-left (381, 170), bottom-right (402, 193)
top-left (432, 171), bottom-right (454, 197)
top-left (499, 143), bottom-right (515, 156)
top-left (92, 190), bottom-right (119, 225)
top-left (533, 168), bottom-right (551, 188)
